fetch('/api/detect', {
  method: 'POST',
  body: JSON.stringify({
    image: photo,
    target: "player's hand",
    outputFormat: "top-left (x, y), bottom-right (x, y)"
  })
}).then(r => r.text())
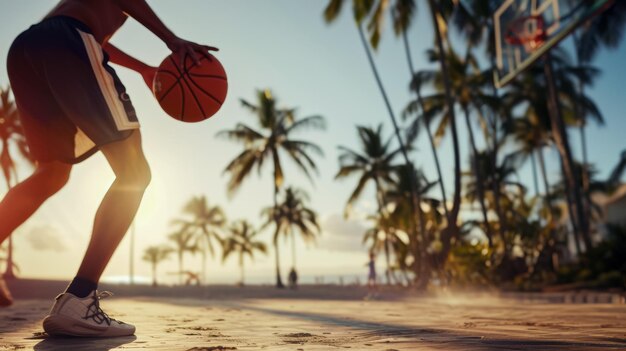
top-left (139, 65), bottom-right (158, 90)
top-left (167, 37), bottom-right (218, 67)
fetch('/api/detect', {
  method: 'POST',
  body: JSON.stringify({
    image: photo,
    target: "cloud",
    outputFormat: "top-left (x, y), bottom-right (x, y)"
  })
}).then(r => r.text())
top-left (318, 213), bottom-right (369, 253)
top-left (25, 225), bottom-right (68, 252)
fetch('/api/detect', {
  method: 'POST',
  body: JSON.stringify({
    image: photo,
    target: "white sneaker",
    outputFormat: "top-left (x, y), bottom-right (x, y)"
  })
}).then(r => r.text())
top-left (43, 291), bottom-right (135, 337)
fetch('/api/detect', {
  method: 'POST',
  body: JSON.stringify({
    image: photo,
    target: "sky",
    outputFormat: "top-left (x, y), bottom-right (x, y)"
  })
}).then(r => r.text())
top-left (0, 1), bottom-right (625, 285)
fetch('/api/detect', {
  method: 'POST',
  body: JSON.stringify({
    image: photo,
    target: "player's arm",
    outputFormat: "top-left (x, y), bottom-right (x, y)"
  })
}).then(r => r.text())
top-left (103, 43), bottom-right (157, 89)
top-left (112, 0), bottom-right (218, 64)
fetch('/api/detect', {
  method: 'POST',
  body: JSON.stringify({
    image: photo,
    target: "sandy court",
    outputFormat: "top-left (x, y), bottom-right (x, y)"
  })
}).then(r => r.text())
top-left (1, 292), bottom-right (625, 351)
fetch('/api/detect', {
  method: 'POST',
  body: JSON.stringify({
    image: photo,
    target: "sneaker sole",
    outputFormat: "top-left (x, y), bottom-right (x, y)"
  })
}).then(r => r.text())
top-left (43, 314), bottom-right (134, 337)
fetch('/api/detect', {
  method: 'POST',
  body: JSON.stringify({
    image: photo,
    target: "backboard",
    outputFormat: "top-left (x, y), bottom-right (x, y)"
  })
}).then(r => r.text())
top-left (493, 0), bottom-right (614, 88)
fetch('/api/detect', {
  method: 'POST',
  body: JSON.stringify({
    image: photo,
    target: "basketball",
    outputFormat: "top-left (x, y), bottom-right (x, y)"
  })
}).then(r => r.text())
top-left (153, 53), bottom-right (228, 122)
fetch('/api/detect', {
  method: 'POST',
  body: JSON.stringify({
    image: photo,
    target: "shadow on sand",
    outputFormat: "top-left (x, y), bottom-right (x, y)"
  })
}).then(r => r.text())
top-left (219, 301), bottom-right (626, 350)
top-left (31, 335), bottom-right (136, 351)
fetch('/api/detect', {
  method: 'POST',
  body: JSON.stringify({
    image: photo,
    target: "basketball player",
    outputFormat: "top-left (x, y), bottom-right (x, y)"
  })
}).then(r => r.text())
top-left (1, 0), bottom-right (217, 337)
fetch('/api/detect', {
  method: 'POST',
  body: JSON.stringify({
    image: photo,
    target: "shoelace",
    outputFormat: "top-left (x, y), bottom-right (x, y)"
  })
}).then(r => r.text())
top-left (83, 291), bottom-right (116, 326)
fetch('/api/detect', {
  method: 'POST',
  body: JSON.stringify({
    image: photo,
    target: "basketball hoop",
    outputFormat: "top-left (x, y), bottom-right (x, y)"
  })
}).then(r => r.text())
top-left (504, 15), bottom-right (547, 53)
top-left (493, 0), bottom-right (614, 89)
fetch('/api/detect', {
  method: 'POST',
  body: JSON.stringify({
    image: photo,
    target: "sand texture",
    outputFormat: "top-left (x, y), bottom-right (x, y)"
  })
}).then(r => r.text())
top-left (0, 286), bottom-right (625, 350)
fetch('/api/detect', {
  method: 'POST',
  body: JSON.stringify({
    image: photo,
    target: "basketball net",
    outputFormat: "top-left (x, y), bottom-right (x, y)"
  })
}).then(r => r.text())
top-left (504, 15), bottom-right (547, 53)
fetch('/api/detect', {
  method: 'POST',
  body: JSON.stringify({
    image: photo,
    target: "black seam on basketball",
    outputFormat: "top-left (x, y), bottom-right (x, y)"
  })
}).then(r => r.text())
top-left (176, 55), bottom-right (208, 117)
top-left (186, 74), bottom-right (224, 105)
top-left (169, 56), bottom-right (190, 121)
top-left (180, 78), bottom-right (186, 121)
top-left (156, 71), bottom-right (182, 102)
top-left (168, 55), bottom-right (219, 119)
top-left (182, 76), bottom-right (207, 117)
top-left (168, 54), bottom-right (210, 77)
top-left (158, 69), bottom-right (180, 77)
top-left (187, 73), bottom-right (227, 80)
top-left (157, 56), bottom-right (220, 101)
top-left (169, 56), bottom-right (183, 74)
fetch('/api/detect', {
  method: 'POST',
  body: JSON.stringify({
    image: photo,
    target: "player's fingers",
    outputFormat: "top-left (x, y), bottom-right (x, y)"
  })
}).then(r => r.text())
top-left (188, 46), bottom-right (201, 66)
top-left (204, 45), bottom-right (219, 52)
top-left (198, 47), bottom-right (214, 62)
top-left (178, 50), bottom-right (185, 68)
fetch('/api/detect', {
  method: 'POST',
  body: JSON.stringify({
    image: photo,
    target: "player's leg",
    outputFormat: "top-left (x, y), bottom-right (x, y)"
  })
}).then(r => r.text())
top-left (0, 162), bottom-right (72, 244)
top-left (0, 161), bottom-right (70, 307)
top-left (74, 129), bottom-right (151, 285)
top-left (43, 131), bottom-right (147, 337)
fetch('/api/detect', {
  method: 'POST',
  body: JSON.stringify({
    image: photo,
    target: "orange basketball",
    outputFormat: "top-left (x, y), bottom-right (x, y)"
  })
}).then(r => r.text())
top-left (153, 53), bottom-right (228, 122)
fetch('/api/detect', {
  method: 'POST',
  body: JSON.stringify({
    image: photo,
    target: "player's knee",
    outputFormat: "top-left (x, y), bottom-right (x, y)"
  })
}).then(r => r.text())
top-left (137, 161), bottom-right (152, 189)
top-left (117, 159), bottom-right (151, 190)
top-left (39, 163), bottom-right (71, 195)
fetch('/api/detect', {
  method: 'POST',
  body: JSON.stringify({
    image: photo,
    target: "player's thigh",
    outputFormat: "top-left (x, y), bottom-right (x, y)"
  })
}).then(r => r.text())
top-left (100, 130), bottom-right (151, 185)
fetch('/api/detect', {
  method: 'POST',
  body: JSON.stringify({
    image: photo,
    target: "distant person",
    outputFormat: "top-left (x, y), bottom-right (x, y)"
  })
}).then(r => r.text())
top-left (0, 0), bottom-right (216, 338)
top-left (288, 267), bottom-right (298, 289)
top-left (367, 252), bottom-right (377, 289)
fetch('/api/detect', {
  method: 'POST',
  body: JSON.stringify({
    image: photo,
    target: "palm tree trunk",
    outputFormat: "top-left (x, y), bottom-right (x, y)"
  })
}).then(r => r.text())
top-left (401, 29), bottom-right (445, 285)
top-left (427, 0), bottom-right (462, 261)
top-left (463, 106), bottom-right (494, 247)
top-left (539, 145), bottom-right (582, 256)
top-left (543, 55), bottom-right (590, 251)
top-left (372, 178), bottom-right (394, 286)
top-left (401, 27), bottom-right (449, 221)
top-left (272, 203), bottom-right (285, 289)
top-left (152, 262), bottom-right (157, 287)
top-left (579, 125), bottom-right (593, 238)
top-left (178, 253), bottom-right (183, 285)
top-left (537, 144), bottom-right (578, 260)
top-left (290, 228), bottom-right (296, 269)
top-left (273, 239), bottom-right (284, 288)
top-left (356, 23), bottom-right (426, 283)
top-left (273, 183), bottom-right (284, 288)
top-left (2, 176), bottom-right (15, 280)
top-left (201, 250), bottom-right (207, 286)
top-left (383, 237), bottom-right (392, 285)
top-left (239, 254), bottom-right (244, 285)
top-left (537, 148), bottom-right (552, 209)
top-left (530, 152), bottom-right (540, 196)
top-left (560, 157), bottom-right (584, 256)
top-left (572, 22), bottom-right (594, 250)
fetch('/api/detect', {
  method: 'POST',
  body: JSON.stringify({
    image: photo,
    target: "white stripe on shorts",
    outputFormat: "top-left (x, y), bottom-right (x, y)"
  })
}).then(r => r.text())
top-left (77, 29), bottom-right (139, 131)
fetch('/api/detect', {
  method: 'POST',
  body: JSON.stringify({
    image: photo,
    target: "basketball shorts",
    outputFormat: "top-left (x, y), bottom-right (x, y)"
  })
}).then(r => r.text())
top-left (6, 15), bottom-right (139, 164)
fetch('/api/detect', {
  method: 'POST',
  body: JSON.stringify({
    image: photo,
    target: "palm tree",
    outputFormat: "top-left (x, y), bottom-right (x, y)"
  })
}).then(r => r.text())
top-left (363, 223), bottom-right (386, 258)
top-left (336, 125), bottom-right (400, 284)
top-left (569, 0), bottom-right (618, 254)
top-left (262, 187), bottom-right (320, 271)
top-left (422, 0), bottom-right (463, 264)
top-left (167, 225), bottom-right (199, 285)
top-left (362, 212), bottom-right (402, 284)
top-left (448, 1), bottom-right (516, 257)
top-left (218, 89), bottom-right (325, 287)
top-left (411, 47), bottom-right (496, 247)
top-left (324, 1), bottom-right (427, 280)
top-left (0, 86), bottom-right (34, 279)
top-left (503, 56), bottom-right (603, 252)
top-left (222, 220), bottom-right (267, 285)
top-left (577, 0), bottom-right (626, 63)
top-left (142, 245), bottom-right (173, 287)
top-left (385, 163), bottom-right (437, 280)
top-left (174, 196), bottom-right (226, 284)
